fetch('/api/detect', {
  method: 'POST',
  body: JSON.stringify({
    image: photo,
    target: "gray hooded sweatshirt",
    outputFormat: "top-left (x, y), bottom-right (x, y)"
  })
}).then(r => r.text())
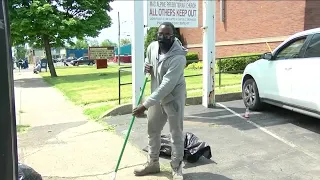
top-left (143, 38), bottom-right (188, 109)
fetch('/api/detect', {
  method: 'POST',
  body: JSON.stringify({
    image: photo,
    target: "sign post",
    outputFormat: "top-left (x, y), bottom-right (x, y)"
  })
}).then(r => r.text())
top-left (132, 0), bottom-right (144, 108)
top-left (202, 0), bottom-right (216, 107)
top-left (88, 46), bottom-right (114, 69)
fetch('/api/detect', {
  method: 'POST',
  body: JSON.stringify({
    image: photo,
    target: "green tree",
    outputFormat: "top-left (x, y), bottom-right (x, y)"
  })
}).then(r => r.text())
top-left (101, 39), bottom-right (117, 47)
top-left (9, 0), bottom-right (113, 77)
top-left (120, 38), bottom-right (131, 46)
top-left (15, 45), bottom-right (27, 60)
top-left (71, 39), bottom-right (89, 49)
top-left (88, 39), bottom-right (100, 47)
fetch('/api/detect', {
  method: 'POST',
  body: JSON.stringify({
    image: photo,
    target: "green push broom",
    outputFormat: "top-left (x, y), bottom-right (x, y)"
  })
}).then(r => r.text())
top-left (111, 74), bottom-right (149, 180)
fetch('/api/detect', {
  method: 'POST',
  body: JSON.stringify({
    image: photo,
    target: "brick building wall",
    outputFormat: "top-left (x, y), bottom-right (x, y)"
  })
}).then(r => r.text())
top-left (179, 0), bottom-right (316, 58)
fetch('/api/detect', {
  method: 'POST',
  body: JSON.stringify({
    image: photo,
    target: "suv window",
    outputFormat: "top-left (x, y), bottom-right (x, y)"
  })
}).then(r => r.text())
top-left (304, 33), bottom-right (320, 58)
top-left (275, 38), bottom-right (306, 60)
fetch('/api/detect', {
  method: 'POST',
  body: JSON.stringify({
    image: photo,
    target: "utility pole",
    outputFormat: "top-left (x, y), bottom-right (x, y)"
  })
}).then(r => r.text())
top-left (118, 11), bottom-right (121, 66)
top-left (0, 0), bottom-right (19, 179)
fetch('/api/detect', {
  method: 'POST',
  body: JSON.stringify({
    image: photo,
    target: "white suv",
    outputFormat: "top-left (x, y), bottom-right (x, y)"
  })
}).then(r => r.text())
top-left (241, 28), bottom-right (320, 119)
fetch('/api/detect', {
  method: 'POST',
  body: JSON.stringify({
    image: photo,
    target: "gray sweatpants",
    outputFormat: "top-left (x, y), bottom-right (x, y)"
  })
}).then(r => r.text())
top-left (147, 95), bottom-right (185, 168)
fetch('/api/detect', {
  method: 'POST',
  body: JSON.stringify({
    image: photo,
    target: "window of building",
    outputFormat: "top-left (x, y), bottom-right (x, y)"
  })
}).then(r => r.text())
top-left (304, 33), bottom-right (320, 58)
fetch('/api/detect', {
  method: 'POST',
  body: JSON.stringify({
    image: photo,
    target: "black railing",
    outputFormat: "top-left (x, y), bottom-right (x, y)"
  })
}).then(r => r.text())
top-left (118, 54), bottom-right (261, 105)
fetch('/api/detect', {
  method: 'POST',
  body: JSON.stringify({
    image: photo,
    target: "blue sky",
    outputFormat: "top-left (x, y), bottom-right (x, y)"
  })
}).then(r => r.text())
top-left (90, 0), bottom-right (148, 44)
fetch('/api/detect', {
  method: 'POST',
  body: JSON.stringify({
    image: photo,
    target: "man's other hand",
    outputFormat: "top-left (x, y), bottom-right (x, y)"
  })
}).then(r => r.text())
top-left (145, 64), bottom-right (152, 74)
top-left (133, 104), bottom-right (147, 117)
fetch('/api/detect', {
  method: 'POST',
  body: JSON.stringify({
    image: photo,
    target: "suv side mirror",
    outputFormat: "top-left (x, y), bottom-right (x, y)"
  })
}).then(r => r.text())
top-left (261, 52), bottom-right (273, 60)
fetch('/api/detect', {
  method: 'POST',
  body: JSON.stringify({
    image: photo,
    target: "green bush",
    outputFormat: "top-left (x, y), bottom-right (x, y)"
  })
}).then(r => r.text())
top-left (185, 53), bottom-right (262, 72)
top-left (217, 54), bottom-right (261, 72)
top-left (186, 61), bottom-right (202, 70)
top-left (186, 52), bottom-right (199, 65)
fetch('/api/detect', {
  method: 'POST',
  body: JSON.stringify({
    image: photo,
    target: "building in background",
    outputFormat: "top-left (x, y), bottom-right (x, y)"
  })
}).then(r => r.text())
top-left (28, 48), bottom-right (67, 63)
top-left (113, 44), bottom-right (132, 63)
top-left (66, 49), bottom-right (88, 59)
top-left (179, 0), bottom-right (320, 58)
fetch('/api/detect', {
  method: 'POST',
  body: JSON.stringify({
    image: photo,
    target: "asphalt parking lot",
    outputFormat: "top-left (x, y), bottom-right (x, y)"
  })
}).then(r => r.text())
top-left (106, 100), bottom-right (320, 180)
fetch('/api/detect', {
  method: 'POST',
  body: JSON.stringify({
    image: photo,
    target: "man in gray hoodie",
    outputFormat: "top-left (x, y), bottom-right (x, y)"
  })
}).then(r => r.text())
top-left (132, 22), bottom-right (187, 180)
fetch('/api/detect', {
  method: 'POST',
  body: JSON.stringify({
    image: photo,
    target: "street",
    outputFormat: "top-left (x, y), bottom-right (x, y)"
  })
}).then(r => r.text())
top-left (106, 100), bottom-right (320, 180)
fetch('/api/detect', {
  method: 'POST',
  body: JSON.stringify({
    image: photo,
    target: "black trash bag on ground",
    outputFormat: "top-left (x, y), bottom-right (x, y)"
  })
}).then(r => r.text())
top-left (18, 163), bottom-right (43, 180)
top-left (143, 132), bottom-right (212, 163)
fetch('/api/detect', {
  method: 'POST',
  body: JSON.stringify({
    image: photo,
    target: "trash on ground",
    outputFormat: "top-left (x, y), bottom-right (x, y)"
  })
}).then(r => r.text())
top-left (18, 162), bottom-right (42, 180)
top-left (143, 132), bottom-right (212, 163)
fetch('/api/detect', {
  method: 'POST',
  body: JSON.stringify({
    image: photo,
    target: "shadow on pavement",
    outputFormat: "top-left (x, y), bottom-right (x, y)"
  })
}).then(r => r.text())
top-left (184, 103), bottom-right (320, 135)
top-left (14, 70), bottom-right (127, 88)
top-left (14, 78), bottom-right (50, 88)
top-left (261, 104), bottom-right (320, 134)
top-left (18, 121), bottom-right (87, 148)
top-left (184, 172), bottom-right (233, 180)
top-left (183, 158), bottom-right (217, 169)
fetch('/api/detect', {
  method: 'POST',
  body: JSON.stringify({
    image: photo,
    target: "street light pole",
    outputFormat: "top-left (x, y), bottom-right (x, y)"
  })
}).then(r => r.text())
top-left (118, 11), bottom-right (121, 66)
top-left (0, 0), bottom-right (19, 179)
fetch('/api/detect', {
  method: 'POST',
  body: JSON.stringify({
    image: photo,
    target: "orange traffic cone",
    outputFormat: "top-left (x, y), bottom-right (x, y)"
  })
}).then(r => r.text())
top-left (244, 107), bottom-right (250, 118)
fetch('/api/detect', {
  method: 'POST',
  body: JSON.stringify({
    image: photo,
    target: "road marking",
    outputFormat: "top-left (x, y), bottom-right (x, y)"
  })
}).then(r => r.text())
top-left (186, 112), bottom-right (262, 120)
top-left (217, 103), bottom-right (319, 160)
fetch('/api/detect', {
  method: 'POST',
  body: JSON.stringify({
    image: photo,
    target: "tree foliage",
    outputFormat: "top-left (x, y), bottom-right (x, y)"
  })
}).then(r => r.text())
top-left (144, 27), bottom-right (158, 54)
top-left (120, 38), bottom-right (131, 46)
top-left (88, 39), bottom-right (100, 47)
top-left (70, 39), bottom-right (89, 49)
top-left (15, 45), bottom-right (27, 60)
top-left (9, 0), bottom-right (113, 77)
top-left (101, 39), bottom-right (117, 47)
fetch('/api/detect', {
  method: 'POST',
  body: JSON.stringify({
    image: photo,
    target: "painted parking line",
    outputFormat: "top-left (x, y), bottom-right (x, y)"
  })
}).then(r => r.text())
top-left (185, 111), bottom-right (262, 120)
top-left (217, 102), bottom-right (319, 160)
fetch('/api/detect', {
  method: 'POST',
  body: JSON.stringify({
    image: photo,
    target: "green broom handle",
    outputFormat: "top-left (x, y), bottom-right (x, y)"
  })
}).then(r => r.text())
top-left (114, 74), bottom-right (149, 172)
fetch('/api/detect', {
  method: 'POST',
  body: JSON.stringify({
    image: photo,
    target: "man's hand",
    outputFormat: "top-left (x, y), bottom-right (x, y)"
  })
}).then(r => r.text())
top-left (145, 63), bottom-right (152, 74)
top-left (132, 104), bottom-right (147, 117)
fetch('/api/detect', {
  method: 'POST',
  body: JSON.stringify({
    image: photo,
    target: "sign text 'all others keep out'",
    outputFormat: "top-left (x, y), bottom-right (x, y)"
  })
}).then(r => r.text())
top-left (147, 0), bottom-right (199, 28)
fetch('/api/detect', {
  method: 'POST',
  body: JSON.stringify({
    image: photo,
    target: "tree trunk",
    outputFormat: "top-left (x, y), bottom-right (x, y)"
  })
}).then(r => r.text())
top-left (43, 35), bottom-right (57, 77)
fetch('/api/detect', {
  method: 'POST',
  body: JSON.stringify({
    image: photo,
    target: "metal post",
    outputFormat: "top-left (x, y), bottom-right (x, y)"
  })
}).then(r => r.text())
top-left (132, 0), bottom-right (144, 108)
top-left (219, 58), bottom-right (222, 87)
top-left (118, 68), bottom-right (121, 105)
top-left (118, 11), bottom-right (121, 66)
top-left (0, 0), bottom-right (19, 179)
top-left (202, 0), bottom-right (216, 108)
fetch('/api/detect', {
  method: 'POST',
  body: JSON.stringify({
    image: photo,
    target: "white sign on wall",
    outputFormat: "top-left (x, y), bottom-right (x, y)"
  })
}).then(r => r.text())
top-left (146, 0), bottom-right (199, 28)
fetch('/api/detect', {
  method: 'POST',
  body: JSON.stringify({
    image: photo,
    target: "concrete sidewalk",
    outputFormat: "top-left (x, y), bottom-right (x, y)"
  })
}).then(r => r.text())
top-left (15, 69), bottom-right (171, 180)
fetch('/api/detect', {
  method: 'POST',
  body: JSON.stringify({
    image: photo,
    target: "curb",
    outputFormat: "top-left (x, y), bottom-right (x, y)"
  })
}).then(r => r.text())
top-left (101, 92), bottom-right (242, 118)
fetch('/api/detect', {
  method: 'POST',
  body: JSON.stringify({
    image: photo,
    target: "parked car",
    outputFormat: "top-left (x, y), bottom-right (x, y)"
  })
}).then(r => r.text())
top-left (241, 27), bottom-right (320, 119)
top-left (65, 57), bottom-right (77, 62)
top-left (70, 56), bottom-right (95, 66)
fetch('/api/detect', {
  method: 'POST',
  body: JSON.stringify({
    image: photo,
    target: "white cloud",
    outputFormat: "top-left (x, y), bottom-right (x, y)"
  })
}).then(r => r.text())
top-left (94, 0), bottom-right (149, 44)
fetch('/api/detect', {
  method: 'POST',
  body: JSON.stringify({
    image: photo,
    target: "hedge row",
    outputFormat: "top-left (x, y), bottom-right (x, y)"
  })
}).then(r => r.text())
top-left (185, 52), bottom-right (262, 72)
top-left (217, 54), bottom-right (261, 72)
top-left (186, 52), bottom-right (199, 66)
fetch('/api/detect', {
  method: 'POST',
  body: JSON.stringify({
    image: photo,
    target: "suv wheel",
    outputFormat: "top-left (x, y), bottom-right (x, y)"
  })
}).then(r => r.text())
top-left (242, 78), bottom-right (263, 111)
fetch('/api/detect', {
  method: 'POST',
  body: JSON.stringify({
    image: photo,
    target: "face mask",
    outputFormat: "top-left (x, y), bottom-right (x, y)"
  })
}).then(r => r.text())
top-left (157, 34), bottom-right (174, 51)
